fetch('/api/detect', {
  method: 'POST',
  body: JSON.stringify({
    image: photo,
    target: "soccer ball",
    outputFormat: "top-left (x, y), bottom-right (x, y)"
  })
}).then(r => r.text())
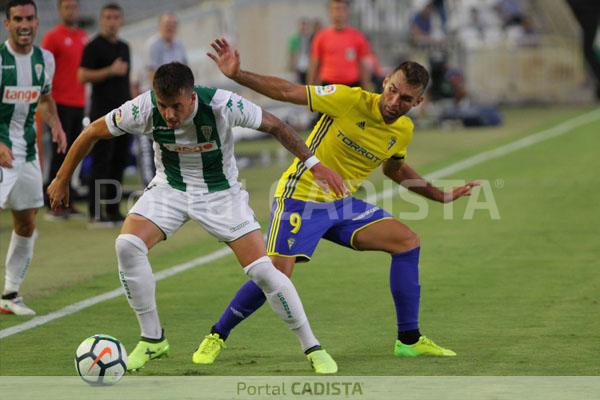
top-left (74, 334), bottom-right (128, 385)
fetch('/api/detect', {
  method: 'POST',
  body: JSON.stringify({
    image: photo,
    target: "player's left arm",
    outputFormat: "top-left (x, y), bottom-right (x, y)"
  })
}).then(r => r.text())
top-left (208, 38), bottom-right (307, 105)
top-left (38, 93), bottom-right (67, 154)
top-left (359, 58), bottom-right (374, 92)
top-left (358, 34), bottom-right (373, 91)
top-left (47, 117), bottom-right (114, 210)
top-left (260, 110), bottom-right (347, 198)
top-left (382, 158), bottom-right (479, 203)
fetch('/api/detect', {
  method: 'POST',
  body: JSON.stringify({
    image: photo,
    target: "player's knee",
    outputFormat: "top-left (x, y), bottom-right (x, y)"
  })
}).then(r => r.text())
top-left (406, 231), bottom-right (420, 249)
top-left (115, 234), bottom-right (148, 268)
top-left (271, 257), bottom-right (295, 278)
top-left (392, 230), bottom-right (420, 253)
top-left (14, 219), bottom-right (36, 237)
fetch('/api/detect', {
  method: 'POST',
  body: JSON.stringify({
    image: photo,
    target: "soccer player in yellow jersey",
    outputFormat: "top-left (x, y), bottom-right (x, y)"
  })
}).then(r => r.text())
top-left (194, 38), bottom-right (479, 365)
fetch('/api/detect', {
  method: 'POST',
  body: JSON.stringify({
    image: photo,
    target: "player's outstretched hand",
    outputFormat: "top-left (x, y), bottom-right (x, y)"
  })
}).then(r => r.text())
top-left (47, 177), bottom-right (70, 211)
top-left (52, 126), bottom-right (68, 154)
top-left (443, 180), bottom-right (480, 202)
top-left (0, 143), bottom-right (14, 168)
top-left (310, 163), bottom-right (348, 198)
top-left (207, 38), bottom-right (241, 79)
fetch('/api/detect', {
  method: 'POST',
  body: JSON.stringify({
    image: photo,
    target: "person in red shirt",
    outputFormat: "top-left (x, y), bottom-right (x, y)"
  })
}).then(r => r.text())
top-left (41, 0), bottom-right (87, 219)
top-left (307, 0), bottom-right (372, 90)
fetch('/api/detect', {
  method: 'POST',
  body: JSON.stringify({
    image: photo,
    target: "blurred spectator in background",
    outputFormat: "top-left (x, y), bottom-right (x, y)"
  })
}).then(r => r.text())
top-left (567, 0), bottom-right (600, 100)
top-left (409, 0), bottom-right (447, 48)
top-left (41, 0), bottom-right (87, 220)
top-left (138, 12), bottom-right (187, 186)
top-left (458, 7), bottom-right (489, 48)
top-left (145, 13), bottom-right (187, 85)
top-left (288, 18), bottom-right (311, 84)
top-left (308, 0), bottom-right (372, 90)
top-left (310, 18), bottom-right (323, 42)
top-left (428, 58), bottom-right (501, 128)
top-left (410, 0), bottom-right (433, 46)
top-left (506, 15), bottom-right (539, 47)
top-left (494, 0), bottom-right (524, 29)
top-left (363, 51), bottom-right (386, 92)
top-left (432, 0), bottom-right (447, 33)
top-left (78, 3), bottom-right (131, 226)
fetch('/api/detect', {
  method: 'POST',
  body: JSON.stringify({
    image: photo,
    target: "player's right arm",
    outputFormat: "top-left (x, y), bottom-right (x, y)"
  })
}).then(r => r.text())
top-left (78, 42), bottom-right (128, 84)
top-left (207, 38), bottom-right (307, 105)
top-left (47, 118), bottom-right (113, 210)
top-left (307, 57), bottom-right (320, 86)
top-left (78, 58), bottom-right (129, 84)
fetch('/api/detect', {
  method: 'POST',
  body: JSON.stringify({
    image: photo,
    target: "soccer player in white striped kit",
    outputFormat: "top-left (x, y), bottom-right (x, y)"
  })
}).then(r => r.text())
top-left (48, 61), bottom-right (345, 373)
top-left (0, 0), bottom-right (66, 316)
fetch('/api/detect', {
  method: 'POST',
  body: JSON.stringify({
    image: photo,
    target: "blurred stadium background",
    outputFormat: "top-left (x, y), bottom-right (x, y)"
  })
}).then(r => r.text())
top-left (0, 0), bottom-right (599, 379)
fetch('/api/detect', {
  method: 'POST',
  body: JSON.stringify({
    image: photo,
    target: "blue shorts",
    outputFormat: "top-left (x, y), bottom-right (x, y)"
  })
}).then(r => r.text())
top-left (266, 197), bottom-right (392, 262)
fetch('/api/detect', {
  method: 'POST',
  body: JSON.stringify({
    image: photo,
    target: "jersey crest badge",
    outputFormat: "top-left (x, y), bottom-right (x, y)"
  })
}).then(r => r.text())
top-left (287, 238), bottom-right (295, 250)
top-left (201, 126), bottom-right (213, 141)
top-left (35, 64), bottom-right (43, 81)
top-left (356, 121), bottom-right (366, 130)
top-left (387, 137), bottom-right (397, 151)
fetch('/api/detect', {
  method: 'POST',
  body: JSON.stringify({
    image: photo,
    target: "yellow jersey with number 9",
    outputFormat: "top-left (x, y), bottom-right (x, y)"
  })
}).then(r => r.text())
top-left (274, 84), bottom-right (415, 202)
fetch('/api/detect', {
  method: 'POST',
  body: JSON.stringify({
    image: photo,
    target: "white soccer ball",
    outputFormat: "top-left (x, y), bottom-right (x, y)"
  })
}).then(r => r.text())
top-left (74, 334), bottom-right (128, 385)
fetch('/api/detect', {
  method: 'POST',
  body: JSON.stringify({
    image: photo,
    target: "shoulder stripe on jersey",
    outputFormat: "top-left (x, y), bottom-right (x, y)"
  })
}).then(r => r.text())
top-left (150, 90), bottom-right (186, 191)
top-left (306, 86), bottom-right (313, 112)
top-left (24, 47), bottom-right (45, 161)
top-left (267, 197), bottom-right (286, 254)
top-left (0, 44), bottom-right (16, 149)
top-left (195, 86), bottom-right (217, 105)
top-left (193, 86), bottom-right (229, 193)
top-left (283, 115), bottom-right (332, 198)
top-left (282, 115), bottom-right (333, 199)
top-left (285, 116), bottom-right (332, 198)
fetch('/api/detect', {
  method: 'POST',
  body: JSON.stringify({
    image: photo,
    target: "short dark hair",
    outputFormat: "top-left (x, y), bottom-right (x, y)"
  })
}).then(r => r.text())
top-left (153, 62), bottom-right (195, 98)
top-left (393, 61), bottom-right (430, 91)
top-left (101, 2), bottom-right (122, 14)
top-left (5, 0), bottom-right (37, 19)
top-left (57, 0), bottom-right (78, 7)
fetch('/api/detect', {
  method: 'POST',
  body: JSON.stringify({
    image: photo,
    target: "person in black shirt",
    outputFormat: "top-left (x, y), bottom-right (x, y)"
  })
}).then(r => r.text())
top-left (78, 2), bottom-right (130, 225)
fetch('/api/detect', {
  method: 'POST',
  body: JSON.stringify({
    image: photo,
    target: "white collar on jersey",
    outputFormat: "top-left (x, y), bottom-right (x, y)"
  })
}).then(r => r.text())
top-left (4, 40), bottom-right (34, 58)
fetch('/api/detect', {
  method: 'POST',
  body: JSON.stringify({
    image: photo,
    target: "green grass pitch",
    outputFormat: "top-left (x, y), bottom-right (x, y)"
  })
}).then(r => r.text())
top-left (0, 106), bottom-right (599, 376)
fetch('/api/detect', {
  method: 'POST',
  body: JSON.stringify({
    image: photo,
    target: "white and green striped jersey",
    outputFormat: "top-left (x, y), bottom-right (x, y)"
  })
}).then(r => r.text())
top-left (105, 86), bottom-right (262, 193)
top-left (0, 41), bottom-right (54, 162)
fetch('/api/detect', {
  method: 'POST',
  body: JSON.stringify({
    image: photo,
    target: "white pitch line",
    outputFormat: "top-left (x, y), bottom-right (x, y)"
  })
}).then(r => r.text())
top-left (1, 108), bottom-right (599, 340)
top-left (367, 107), bottom-right (600, 203)
top-left (0, 247), bottom-right (232, 339)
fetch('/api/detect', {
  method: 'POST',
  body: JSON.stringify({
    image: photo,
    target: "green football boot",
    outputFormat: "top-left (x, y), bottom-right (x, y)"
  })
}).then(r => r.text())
top-left (127, 337), bottom-right (170, 371)
top-left (307, 349), bottom-right (338, 374)
top-left (394, 336), bottom-right (456, 357)
top-left (192, 333), bottom-right (226, 364)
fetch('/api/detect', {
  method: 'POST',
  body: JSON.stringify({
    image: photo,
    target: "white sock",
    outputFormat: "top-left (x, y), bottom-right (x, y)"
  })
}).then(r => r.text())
top-left (244, 256), bottom-right (319, 352)
top-left (4, 230), bottom-right (37, 295)
top-left (115, 234), bottom-right (162, 340)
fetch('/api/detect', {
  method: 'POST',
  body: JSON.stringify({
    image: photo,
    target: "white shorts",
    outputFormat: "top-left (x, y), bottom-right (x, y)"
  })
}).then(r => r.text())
top-left (0, 160), bottom-right (44, 211)
top-left (129, 183), bottom-right (261, 242)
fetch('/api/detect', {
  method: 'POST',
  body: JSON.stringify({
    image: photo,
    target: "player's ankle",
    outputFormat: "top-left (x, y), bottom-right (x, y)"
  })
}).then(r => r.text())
top-left (398, 329), bottom-right (421, 345)
top-left (304, 345), bottom-right (322, 355)
top-left (210, 325), bottom-right (228, 341)
top-left (1, 292), bottom-right (18, 300)
top-left (141, 329), bottom-right (165, 343)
